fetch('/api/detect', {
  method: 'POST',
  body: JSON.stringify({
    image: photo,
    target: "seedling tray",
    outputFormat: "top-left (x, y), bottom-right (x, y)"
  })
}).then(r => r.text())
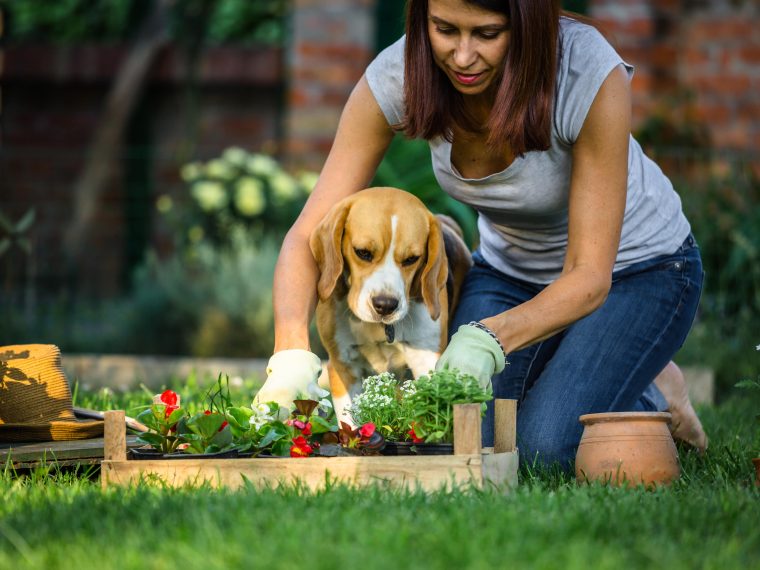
top-left (101, 400), bottom-right (519, 492)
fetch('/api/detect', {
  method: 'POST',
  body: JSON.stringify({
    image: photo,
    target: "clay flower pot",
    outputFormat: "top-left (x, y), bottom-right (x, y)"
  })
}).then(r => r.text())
top-left (575, 411), bottom-right (680, 487)
top-left (752, 458), bottom-right (760, 487)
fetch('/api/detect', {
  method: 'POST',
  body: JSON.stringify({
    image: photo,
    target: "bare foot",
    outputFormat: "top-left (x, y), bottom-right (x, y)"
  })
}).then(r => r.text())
top-left (654, 362), bottom-right (708, 453)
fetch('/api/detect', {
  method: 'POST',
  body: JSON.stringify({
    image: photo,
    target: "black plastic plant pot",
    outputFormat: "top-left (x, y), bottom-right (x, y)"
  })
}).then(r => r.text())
top-left (379, 441), bottom-right (454, 456)
top-left (129, 447), bottom-right (249, 460)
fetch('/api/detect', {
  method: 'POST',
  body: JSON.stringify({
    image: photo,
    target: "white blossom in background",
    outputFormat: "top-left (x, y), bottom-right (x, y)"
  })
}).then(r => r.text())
top-left (234, 177), bottom-right (266, 216)
top-left (192, 181), bottom-right (228, 212)
top-left (222, 147), bottom-right (248, 168)
top-left (206, 158), bottom-right (235, 180)
top-left (180, 161), bottom-right (204, 182)
top-left (247, 153), bottom-right (279, 177)
top-left (270, 171), bottom-right (299, 203)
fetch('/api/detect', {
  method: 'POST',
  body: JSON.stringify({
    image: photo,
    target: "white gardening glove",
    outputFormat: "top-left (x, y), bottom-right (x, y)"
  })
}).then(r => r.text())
top-left (252, 349), bottom-right (323, 411)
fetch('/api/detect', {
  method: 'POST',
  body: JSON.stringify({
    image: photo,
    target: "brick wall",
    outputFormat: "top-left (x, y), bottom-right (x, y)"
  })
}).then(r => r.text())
top-left (590, 0), bottom-right (760, 153)
top-left (284, 0), bottom-right (377, 171)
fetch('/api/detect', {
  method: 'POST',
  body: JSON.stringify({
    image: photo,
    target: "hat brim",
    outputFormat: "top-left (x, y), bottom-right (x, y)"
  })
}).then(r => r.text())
top-left (0, 419), bottom-right (104, 442)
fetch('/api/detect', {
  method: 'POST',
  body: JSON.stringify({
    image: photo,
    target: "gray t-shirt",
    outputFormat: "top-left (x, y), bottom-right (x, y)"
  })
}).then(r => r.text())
top-left (365, 17), bottom-right (690, 284)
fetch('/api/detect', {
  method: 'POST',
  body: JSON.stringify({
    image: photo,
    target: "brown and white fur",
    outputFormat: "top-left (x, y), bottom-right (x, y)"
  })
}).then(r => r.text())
top-left (309, 187), bottom-right (472, 424)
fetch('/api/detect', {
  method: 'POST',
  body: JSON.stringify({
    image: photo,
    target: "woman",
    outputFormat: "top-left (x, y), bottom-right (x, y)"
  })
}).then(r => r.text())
top-left (256, 0), bottom-right (707, 467)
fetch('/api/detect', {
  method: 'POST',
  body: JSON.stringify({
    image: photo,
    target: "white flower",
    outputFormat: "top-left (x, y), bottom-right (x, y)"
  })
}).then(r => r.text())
top-left (756, 344), bottom-right (759, 351)
top-left (234, 177), bottom-right (266, 216)
top-left (247, 154), bottom-right (279, 176)
top-left (180, 161), bottom-right (204, 182)
top-left (270, 171), bottom-right (299, 203)
top-left (222, 146), bottom-right (249, 168)
top-left (192, 181), bottom-right (228, 212)
top-left (206, 158), bottom-right (235, 180)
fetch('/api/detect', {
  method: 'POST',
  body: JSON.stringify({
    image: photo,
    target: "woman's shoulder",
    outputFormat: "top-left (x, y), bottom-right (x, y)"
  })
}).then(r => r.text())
top-left (559, 16), bottom-right (616, 55)
top-left (365, 36), bottom-right (407, 126)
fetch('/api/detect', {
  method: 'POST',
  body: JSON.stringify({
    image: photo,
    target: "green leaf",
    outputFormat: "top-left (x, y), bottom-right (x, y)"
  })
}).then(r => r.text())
top-left (136, 433), bottom-right (164, 449)
top-left (188, 412), bottom-right (226, 439)
top-left (210, 425), bottom-right (233, 448)
top-left (309, 415), bottom-right (336, 434)
top-left (166, 407), bottom-right (187, 426)
top-left (0, 239), bottom-right (11, 256)
top-left (15, 209), bottom-right (36, 233)
top-left (271, 439), bottom-right (292, 457)
top-left (225, 406), bottom-right (254, 429)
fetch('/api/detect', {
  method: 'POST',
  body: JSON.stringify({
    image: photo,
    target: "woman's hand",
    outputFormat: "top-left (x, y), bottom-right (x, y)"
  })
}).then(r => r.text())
top-left (435, 323), bottom-right (507, 388)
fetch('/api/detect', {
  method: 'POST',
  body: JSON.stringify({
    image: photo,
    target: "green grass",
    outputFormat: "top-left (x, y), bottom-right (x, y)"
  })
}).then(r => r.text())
top-left (2, 384), bottom-right (759, 570)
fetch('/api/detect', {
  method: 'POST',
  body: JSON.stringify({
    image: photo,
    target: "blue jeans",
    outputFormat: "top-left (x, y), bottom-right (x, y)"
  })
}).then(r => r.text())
top-left (450, 234), bottom-right (704, 469)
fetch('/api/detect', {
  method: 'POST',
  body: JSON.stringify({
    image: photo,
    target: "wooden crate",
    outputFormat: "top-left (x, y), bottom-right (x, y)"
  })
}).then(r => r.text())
top-left (101, 400), bottom-right (519, 492)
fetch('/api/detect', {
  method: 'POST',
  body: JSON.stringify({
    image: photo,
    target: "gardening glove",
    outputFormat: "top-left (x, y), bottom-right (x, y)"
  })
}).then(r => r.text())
top-left (435, 323), bottom-right (507, 389)
top-left (253, 349), bottom-right (323, 411)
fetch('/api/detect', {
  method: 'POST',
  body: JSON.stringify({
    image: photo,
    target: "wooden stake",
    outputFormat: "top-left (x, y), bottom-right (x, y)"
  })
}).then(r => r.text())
top-left (104, 410), bottom-right (126, 461)
top-left (453, 404), bottom-right (481, 455)
top-left (494, 399), bottom-right (517, 453)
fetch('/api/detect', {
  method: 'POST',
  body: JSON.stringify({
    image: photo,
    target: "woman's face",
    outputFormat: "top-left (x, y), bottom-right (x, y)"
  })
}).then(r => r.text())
top-left (427, 0), bottom-right (510, 98)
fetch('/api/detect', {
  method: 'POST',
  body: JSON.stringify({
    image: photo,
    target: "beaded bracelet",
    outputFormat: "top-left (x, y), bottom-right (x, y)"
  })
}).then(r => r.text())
top-left (467, 321), bottom-right (510, 366)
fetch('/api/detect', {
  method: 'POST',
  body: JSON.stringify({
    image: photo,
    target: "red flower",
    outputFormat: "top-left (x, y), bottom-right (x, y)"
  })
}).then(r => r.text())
top-left (164, 405), bottom-right (179, 420)
top-left (160, 390), bottom-right (179, 407)
top-left (290, 435), bottom-right (314, 458)
top-left (407, 423), bottom-right (424, 444)
top-left (292, 420), bottom-right (312, 436)
top-left (359, 423), bottom-right (376, 439)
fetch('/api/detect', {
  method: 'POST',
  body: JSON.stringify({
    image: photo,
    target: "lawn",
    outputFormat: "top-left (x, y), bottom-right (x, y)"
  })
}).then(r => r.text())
top-left (1, 378), bottom-right (758, 570)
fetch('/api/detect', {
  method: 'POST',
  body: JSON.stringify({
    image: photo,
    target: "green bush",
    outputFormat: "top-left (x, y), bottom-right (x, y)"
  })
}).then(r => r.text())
top-left (1, 0), bottom-right (287, 45)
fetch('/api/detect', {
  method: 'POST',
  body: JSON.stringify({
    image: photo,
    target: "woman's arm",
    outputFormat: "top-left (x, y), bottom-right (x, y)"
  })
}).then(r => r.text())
top-left (273, 76), bottom-right (395, 352)
top-left (482, 64), bottom-right (631, 353)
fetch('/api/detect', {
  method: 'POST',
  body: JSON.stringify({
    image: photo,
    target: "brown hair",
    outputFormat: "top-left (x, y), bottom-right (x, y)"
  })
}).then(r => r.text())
top-left (401, 0), bottom-right (561, 156)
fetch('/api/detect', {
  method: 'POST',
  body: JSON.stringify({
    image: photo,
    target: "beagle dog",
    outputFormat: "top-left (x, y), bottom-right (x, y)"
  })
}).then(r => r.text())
top-left (309, 187), bottom-right (472, 423)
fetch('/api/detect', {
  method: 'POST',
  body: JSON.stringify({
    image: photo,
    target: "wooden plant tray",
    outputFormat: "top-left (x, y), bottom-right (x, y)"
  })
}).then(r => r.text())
top-left (101, 400), bottom-right (519, 492)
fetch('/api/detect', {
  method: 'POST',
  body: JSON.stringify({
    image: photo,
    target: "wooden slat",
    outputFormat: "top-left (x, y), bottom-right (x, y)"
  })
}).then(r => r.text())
top-left (0, 436), bottom-right (141, 467)
top-left (453, 404), bottom-right (482, 455)
top-left (104, 410), bottom-right (127, 461)
top-left (102, 454), bottom-right (492, 492)
top-left (494, 399), bottom-right (517, 453)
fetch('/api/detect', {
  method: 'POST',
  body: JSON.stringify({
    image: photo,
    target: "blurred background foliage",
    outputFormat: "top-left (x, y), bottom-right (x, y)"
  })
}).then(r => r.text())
top-left (0, 0), bottom-right (756, 398)
top-left (0, 0), bottom-right (288, 45)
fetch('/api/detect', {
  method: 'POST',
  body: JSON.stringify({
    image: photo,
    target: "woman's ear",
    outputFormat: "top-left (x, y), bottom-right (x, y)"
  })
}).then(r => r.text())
top-left (309, 200), bottom-right (351, 301)
top-left (418, 214), bottom-right (448, 320)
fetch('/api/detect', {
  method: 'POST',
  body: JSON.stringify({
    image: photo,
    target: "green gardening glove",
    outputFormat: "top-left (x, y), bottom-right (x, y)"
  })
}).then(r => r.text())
top-left (435, 323), bottom-right (507, 389)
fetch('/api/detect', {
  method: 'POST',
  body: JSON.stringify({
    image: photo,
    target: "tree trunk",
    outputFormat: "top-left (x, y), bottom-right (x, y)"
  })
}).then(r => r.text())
top-left (63, 0), bottom-right (175, 286)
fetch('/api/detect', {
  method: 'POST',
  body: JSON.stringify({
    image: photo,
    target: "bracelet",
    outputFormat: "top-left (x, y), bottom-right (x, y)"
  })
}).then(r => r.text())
top-left (467, 321), bottom-right (510, 366)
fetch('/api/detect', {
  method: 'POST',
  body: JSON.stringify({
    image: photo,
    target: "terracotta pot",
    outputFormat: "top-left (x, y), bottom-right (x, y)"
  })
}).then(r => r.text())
top-left (575, 411), bottom-right (680, 487)
top-left (752, 458), bottom-right (760, 487)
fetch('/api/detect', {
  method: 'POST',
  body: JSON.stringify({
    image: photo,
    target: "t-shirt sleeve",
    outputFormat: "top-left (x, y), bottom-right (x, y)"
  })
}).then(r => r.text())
top-left (364, 36), bottom-right (407, 127)
top-left (554, 20), bottom-right (634, 145)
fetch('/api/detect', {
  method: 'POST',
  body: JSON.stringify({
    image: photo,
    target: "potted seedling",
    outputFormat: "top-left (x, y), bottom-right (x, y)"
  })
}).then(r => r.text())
top-left (347, 369), bottom-right (492, 455)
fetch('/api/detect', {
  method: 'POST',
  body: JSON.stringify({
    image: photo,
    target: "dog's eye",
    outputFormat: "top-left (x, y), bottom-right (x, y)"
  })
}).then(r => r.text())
top-left (401, 255), bottom-right (420, 267)
top-left (354, 248), bottom-right (373, 261)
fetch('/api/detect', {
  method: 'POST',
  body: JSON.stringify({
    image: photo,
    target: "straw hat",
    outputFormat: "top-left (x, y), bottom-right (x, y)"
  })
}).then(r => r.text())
top-left (0, 344), bottom-right (103, 442)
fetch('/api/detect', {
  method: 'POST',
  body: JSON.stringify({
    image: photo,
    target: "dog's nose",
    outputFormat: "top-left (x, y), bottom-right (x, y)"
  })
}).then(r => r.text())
top-left (371, 295), bottom-right (399, 316)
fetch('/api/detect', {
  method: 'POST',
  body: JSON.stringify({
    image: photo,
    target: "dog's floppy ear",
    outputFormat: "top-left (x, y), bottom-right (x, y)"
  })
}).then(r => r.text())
top-left (419, 214), bottom-right (448, 320)
top-left (309, 199), bottom-right (351, 301)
